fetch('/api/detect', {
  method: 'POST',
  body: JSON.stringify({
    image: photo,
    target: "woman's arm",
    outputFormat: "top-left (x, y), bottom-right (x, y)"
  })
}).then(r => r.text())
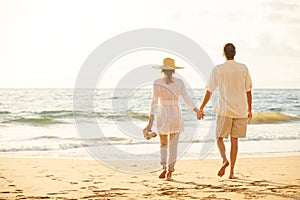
top-left (180, 80), bottom-right (199, 118)
top-left (180, 80), bottom-right (196, 110)
top-left (145, 114), bottom-right (154, 130)
top-left (145, 83), bottom-right (158, 130)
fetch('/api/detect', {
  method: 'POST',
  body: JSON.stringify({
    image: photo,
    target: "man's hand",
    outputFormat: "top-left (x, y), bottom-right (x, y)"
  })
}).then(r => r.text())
top-left (247, 111), bottom-right (252, 122)
top-left (198, 90), bottom-right (211, 120)
top-left (197, 109), bottom-right (205, 120)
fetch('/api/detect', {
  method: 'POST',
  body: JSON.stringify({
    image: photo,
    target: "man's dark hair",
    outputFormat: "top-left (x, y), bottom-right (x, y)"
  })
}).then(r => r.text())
top-left (223, 43), bottom-right (236, 59)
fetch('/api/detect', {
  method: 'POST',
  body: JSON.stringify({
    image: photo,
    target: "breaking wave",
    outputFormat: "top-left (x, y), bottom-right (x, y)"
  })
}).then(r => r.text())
top-left (250, 112), bottom-right (300, 124)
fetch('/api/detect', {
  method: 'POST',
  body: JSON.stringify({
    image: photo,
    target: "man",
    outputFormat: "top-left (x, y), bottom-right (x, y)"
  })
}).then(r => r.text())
top-left (198, 43), bottom-right (252, 179)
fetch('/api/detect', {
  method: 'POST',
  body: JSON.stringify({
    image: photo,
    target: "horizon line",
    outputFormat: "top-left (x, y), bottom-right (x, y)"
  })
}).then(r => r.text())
top-left (0, 87), bottom-right (300, 90)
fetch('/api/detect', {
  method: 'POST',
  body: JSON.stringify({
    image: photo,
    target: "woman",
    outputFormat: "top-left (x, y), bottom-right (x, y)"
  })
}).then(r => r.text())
top-left (144, 58), bottom-right (199, 181)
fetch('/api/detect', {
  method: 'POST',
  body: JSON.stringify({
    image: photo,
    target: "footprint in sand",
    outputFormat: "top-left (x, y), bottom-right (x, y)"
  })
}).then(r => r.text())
top-left (8, 184), bottom-right (16, 187)
top-left (82, 179), bottom-right (93, 182)
top-left (92, 189), bottom-right (110, 193)
top-left (128, 181), bottom-right (138, 184)
top-left (46, 192), bottom-right (67, 195)
top-left (15, 195), bottom-right (25, 198)
top-left (93, 181), bottom-right (103, 184)
top-left (250, 180), bottom-right (269, 186)
top-left (110, 188), bottom-right (130, 191)
top-left (88, 186), bottom-right (97, 190)
top-left (60, 189), bottom-right (77, 193)
top-left (38, 169), bottom-right (48, 173)
top-left (14, 189), bottom-right (23, 193)
top-left (7, 179), bottom-right (14, 183)
top-left (143, 193), bottom-right (152, 197)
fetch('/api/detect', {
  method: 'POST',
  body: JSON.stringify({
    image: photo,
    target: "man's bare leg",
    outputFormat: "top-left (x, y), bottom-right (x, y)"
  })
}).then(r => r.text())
top-left (229, 137), bottom-right (238, 179)
top-left (217, 137), bottom-right (229, 177)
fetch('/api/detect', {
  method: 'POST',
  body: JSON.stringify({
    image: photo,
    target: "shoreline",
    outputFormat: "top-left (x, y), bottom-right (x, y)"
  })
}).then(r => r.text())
top-left (0, 156), bottom-right (299, 199)
top-left (1, 152), bottom-right (300, 160)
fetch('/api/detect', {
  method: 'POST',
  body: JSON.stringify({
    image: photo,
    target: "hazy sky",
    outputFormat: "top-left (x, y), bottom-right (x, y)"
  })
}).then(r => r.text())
top-left (1, 0), bottom-right (300, 88)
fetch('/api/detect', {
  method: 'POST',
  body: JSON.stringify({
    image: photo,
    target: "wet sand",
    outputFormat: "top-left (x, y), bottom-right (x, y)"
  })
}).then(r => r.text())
top-left (0, 156), bottom-right (299, 199)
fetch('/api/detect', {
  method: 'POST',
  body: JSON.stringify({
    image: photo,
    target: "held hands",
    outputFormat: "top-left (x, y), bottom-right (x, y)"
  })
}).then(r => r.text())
top-left (196, 109), bottom-right (252, 121)
top-left (197, 109), bottom-right (205, 120)
top-left (194, 107), bottom-right (205, 120)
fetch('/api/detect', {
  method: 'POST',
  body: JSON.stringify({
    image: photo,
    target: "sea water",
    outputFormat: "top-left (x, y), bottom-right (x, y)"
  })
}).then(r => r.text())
top-left (0, 88), bottom-right (299, 161)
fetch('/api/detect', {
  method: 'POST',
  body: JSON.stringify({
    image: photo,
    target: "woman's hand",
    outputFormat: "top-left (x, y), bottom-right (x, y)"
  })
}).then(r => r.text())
top-left (193, 107), bottom-right (200, 120)
top-left (144, 124), bottom-right (152, 131)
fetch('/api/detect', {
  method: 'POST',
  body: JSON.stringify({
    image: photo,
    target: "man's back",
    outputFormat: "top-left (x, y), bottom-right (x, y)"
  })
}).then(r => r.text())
top-left (208, 60), bottom-right (252, 118)
top-left (198, 43), bottom-right (253, 179)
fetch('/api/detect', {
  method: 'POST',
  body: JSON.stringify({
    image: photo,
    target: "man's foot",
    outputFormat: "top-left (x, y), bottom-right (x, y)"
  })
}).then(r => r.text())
top-left (229, 175), bottom-right (238, 179)
top-left (217, 161), bottom-right (229, 177)
top-left (159, 170), bottom-right (167, 179)
top-left (166, 172), bottom-right (173, 181)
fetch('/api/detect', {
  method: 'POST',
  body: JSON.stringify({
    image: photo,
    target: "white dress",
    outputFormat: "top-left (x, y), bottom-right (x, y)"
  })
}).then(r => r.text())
top-left (150, 77), bottom-right (196, 134)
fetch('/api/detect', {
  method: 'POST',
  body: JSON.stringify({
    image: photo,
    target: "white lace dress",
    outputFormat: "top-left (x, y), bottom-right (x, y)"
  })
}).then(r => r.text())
top-left (150, 77), bottom-right (196, 134)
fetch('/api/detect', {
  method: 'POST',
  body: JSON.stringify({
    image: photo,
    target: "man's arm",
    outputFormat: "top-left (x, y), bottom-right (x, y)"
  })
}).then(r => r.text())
top-left (247, 90), bottom-right (252, 122)
top-left (198, 90), bottom-right (212, 119)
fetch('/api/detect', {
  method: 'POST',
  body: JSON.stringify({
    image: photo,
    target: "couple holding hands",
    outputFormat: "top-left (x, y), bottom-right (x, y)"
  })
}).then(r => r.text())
top-left (144, 43), bottom-right (253, 181)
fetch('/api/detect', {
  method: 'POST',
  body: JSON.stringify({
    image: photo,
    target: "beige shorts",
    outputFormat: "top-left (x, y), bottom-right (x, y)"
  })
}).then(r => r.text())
top-left (216, 115), bottom-right (247, 138)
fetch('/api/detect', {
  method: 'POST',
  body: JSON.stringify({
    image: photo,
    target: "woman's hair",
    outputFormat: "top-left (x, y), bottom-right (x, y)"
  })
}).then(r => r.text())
top-left (161, 69), bottom-right (175, 84)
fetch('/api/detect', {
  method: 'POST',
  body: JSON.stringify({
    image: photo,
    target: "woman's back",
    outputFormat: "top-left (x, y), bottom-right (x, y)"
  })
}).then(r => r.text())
top-left (154, 77), bottom-right (182, 104)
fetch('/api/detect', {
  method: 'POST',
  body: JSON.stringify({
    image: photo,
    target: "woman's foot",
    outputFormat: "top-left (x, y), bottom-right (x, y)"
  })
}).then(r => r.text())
top-left (166, 172), bottom-right (173, 181)
top-left (159, 170), bottom-right (167, 179)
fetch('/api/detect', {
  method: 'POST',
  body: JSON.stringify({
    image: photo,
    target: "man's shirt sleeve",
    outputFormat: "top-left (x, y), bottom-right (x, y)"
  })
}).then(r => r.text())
top-left (206, 67), bottom-right (218, 93)
top-left (245, 67), bottom-right (252, 92)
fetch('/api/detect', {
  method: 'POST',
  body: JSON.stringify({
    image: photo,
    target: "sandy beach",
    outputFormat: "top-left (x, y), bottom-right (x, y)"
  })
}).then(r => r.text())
top-left (0, 156), bottom-right (299, 199)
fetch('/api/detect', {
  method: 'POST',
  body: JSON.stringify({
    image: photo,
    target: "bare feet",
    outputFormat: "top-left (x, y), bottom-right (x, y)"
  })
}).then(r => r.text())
top-left (217, 161), bottom-right (229, 177)
top-left (159, 170), bottom-right (167, 179)
top-left (229, 175), bottom-right (238, 179)
top-left (166, 172), bottom-right (173, 181)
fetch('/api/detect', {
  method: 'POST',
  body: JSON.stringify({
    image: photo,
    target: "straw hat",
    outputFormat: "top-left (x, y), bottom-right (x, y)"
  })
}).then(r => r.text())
top-left (153, 58), bottom-right (184, 70)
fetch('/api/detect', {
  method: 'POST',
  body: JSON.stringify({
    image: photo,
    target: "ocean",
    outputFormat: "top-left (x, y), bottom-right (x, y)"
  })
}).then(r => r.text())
top-left (0, 88), bottom-right (299, 167)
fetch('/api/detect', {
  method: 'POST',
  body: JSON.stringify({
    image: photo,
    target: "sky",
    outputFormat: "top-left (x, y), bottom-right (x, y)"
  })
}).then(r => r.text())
top-left (1, 0), bottom-right (300, 88)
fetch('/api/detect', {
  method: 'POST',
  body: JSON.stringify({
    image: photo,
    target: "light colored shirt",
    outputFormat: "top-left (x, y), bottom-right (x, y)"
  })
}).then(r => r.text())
top-left (150, 77), bottom-right (195, 134)
top-left (207, 60), bottom-right (252, 118)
